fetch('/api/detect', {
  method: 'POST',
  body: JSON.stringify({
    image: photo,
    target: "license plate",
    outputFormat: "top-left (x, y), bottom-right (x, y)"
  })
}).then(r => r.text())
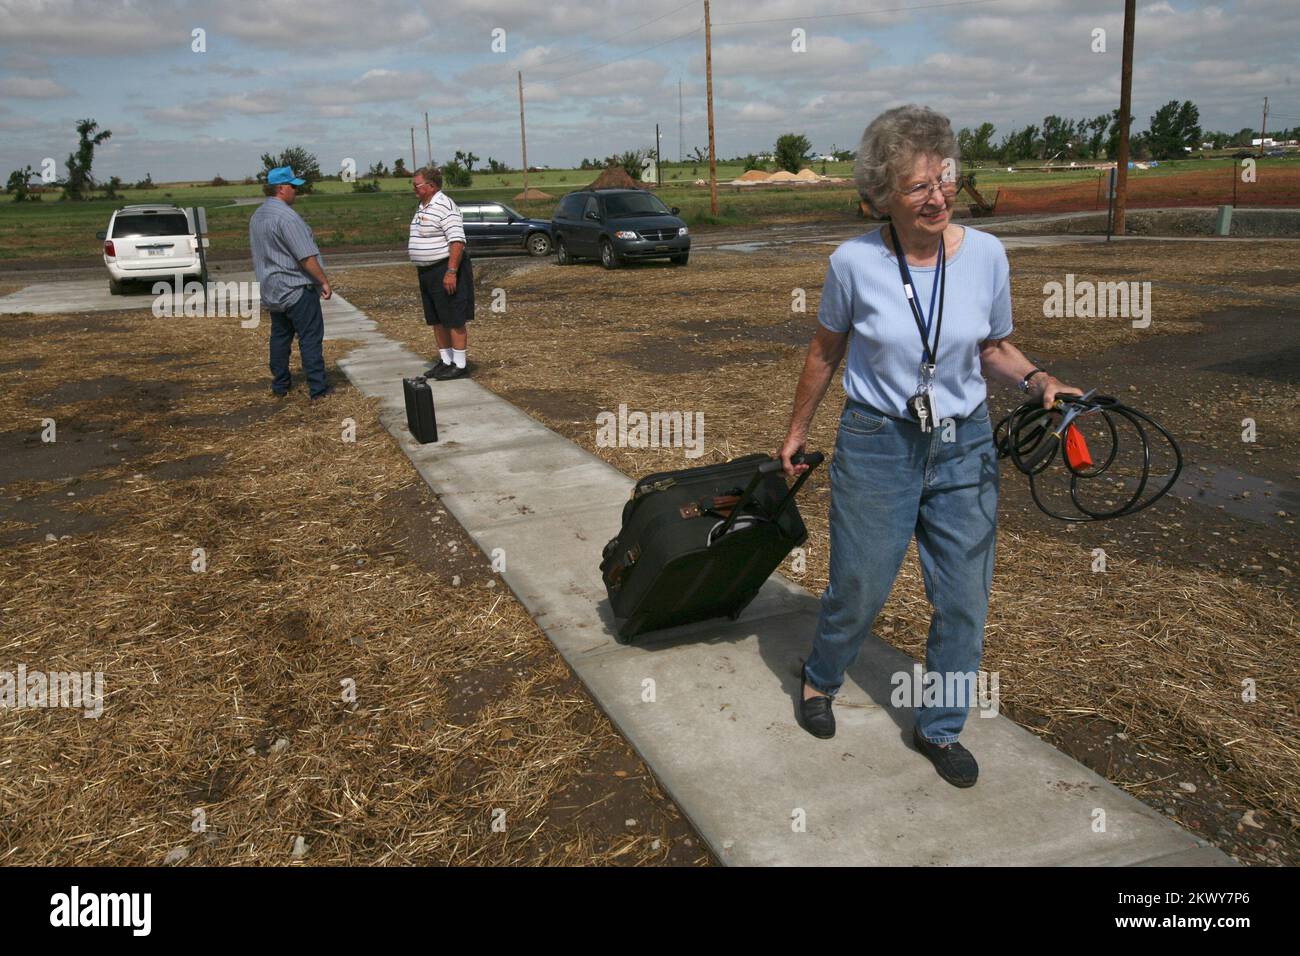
top-left (656, 245), bottom-right (669, 251)
top-left (146, 247), bottom-right (167, 257)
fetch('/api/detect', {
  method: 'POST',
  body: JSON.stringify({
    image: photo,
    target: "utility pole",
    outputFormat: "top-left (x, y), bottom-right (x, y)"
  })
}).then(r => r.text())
top-left (656, 123), bottom-right (662, 187)
top-left (1112, 0), bottom-right (1136, 236)
top-left (1260, 96), bottom-right (1269, 156)
top-left (704, 0), bottom-right (718, 215)
top-left (518, 71), bottom-right (529, 196)
top-left (410, 127), bottom-right (417, 174)
top-left (678, 78), bottom-right (684, 163)
top-left (424, 112), bottom-right (432, 167)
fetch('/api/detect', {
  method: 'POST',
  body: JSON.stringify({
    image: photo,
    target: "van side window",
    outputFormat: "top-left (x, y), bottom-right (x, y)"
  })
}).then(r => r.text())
top-left (582, 196), bottom-right (598, 219)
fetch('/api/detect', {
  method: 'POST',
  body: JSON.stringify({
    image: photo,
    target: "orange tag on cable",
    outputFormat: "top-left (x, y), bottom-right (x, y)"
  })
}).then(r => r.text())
top-left (1064, 423), bottom-right (1093, 469)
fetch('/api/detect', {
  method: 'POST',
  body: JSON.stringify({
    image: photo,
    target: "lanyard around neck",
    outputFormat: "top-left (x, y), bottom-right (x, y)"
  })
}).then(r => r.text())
top-left (888, 223), bottom-right (946, 368)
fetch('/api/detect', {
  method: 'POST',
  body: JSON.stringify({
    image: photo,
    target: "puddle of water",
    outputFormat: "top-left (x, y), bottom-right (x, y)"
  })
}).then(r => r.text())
top-left (1173, 463), bottom-right (1300, 527)
top-left (715, 242), bottom-right (768, 253)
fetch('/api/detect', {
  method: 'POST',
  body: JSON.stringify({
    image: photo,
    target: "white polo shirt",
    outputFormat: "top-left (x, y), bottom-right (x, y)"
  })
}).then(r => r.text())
top-left (409, 190), bottom-right (466, 264)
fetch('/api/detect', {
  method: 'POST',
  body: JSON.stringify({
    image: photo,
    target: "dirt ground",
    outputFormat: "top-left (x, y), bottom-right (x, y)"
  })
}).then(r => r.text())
top-left (0, 306), bottom-right (710, 865)
top-left (996, 166), bottom-right (1300, 214)
top-left (333, 234), bottom-right (1298, 865)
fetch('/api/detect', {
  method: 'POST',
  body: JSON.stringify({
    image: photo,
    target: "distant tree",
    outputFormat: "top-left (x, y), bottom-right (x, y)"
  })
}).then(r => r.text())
top-left (774, 133), bottom-right (812, 173)
top-left (689, 145), bottom-right (708, 164)
top-left (1146, 100), bottom-right (1201, 159)
top-left (453, 150), bottom-right (480, 173)
top-left (365, 159), bottom-right (389, 178)
top-left (6, 166), bottom-right (35, 201)
top-left (485, 156), bottom-right (511, 173)
top-left (103, 175), bottom-right (123, 199)
top-left (393, 157), bottom-right (410, 177)
top-left (605, 149), bottom-right (648, 180)
top-left (957, 123), bottom-right (996, 161)
top-left (1083, 115), bottom-right (1109, 159)
top-left (742, 153), bottom-right (762, 171)
top-left (210, 175), bottom-right (228, 187)
top-left (1040, 115), bottom-right (1074, 160)
top-left (133, 172), bottom-right (156, 189)
top-left (258, 146), bottom-right (320, 191)
top-left (1101, 109), bottom-right (1136, 160)
top-left (442, 161), bottom-right (472, 188)
top-left (63, 118), bottom-right (112, 200)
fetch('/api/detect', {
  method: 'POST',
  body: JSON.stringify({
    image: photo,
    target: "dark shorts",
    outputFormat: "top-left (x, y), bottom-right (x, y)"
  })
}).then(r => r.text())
top-left (417, 257), bottom-right (474, 329)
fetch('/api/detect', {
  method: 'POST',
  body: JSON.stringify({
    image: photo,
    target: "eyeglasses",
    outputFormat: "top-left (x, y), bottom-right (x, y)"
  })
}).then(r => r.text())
top-left (898, 179), bottom-right (959, 203)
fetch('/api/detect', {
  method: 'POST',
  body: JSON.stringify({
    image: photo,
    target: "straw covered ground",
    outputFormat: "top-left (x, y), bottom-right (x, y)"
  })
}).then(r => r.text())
top-left (334, 234), bottom-right (1298, 865)
top-left (0, 304), bottom-right (709, 865)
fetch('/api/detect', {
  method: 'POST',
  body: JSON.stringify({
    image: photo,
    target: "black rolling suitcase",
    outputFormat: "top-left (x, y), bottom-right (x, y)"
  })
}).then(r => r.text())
top-left (402, 376), bottom-right (438, 443)
top-left (600, 451), bottom-right (823, 642)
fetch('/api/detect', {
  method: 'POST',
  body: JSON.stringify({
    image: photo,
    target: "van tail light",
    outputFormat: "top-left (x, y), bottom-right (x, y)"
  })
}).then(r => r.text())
top-left (104, 240), bottom-right (116, 257)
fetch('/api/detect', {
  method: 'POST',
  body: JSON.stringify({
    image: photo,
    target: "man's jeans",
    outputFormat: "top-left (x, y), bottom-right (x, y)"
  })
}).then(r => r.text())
top-left (804, 397), bottom-right (1000, 744)
top-left (268, 287), bottom-right (327, 396)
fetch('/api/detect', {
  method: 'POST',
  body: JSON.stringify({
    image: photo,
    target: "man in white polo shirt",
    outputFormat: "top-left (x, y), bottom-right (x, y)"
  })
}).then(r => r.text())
top-left (410, 166), bottom-right (474, 380)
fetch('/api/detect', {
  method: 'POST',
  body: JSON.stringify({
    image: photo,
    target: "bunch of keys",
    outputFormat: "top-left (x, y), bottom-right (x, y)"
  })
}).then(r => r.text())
top-left (908, 363), bottom-right (938, 433)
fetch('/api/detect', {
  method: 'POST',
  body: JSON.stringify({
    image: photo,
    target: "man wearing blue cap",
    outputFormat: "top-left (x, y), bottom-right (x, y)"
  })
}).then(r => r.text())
top-left (249, 165), bottom-right (334, 400)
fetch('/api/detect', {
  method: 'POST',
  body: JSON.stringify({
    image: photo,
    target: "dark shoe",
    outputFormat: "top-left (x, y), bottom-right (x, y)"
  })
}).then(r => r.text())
top-left (271, 389), bottom-right (288, 398)
top-left (310, 386), bottom-right (335, 401)
top-left (434, 362), bottom-right (468, 380)
top-left (913, 726), bottom-right (978, 788)
top-left (799, 664), bottom-right (835, 739)
top-left (424, 360), bottom-right (451, 377)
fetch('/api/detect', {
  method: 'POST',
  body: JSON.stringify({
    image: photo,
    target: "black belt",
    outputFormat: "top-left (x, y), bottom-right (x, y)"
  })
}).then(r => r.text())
top-left (415, 258), bottom-right (449, 272)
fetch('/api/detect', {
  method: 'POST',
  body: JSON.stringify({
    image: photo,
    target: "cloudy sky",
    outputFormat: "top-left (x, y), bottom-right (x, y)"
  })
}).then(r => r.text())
top-left (0, 0), bottom-right (1295, 183)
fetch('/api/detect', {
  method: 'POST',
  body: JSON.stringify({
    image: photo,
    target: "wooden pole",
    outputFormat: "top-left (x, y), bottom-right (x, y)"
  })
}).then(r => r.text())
top-left (656, 122), bottom-right (662, 187)
top-left (704, 0), bottom-right (718, 215)
top-left (410, 127), bottom-right (417, 175)
top-left (1259, 96), bottom-right (1269, 157)
top-left (518, 71), bottom-right (529, 195)
top-left (1112, 0), bottom-right (1136, 235)
top-left (424, 112), bottom-right (432, 167)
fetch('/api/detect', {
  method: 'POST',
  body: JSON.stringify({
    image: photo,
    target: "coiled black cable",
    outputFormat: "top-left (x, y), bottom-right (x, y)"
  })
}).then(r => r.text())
top-left (994, 392), bottom-right (1183, 522)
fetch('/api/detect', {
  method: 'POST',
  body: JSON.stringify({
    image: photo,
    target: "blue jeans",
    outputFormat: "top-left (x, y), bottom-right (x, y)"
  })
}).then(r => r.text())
top-left (804, 397), bottom-right (999, 744)
top-left (269, 287), bottom-right (327, 396)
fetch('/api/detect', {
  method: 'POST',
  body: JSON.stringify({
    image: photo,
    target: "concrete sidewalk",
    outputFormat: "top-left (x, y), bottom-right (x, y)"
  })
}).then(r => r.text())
top-left (321, 293), bottom-right (1232, 867)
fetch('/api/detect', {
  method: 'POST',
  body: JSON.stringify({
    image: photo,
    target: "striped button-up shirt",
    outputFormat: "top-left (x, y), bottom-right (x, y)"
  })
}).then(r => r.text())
top-left (248, 197), bottom-right (322, 310)
top-left (409, 191), bottom-right (466, 264)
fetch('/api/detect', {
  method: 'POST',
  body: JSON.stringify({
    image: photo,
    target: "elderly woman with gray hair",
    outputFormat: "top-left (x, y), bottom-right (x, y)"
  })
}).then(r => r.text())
top-left (777, 105), bottom-right (1080, 787)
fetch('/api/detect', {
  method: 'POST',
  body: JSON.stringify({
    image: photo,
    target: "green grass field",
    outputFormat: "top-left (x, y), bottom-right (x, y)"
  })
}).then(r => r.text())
top-left (0, 156), bottom-right (1287, 265)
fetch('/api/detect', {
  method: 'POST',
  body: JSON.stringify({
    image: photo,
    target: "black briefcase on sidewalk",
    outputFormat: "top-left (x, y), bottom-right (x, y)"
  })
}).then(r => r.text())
top-left (600, 452), bottom-right (823, 643)
top-left (402, 376), bottom-right (438, 443)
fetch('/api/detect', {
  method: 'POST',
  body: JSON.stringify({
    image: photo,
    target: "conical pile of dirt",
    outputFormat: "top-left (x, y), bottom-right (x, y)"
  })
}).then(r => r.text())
top-left (766, 170), bottom-right (799, 182)
top-left (737, 169), bottom-right (770, 182)
top-left (794, 168), bottom-right (821, 181)
top-left (513, 188), bottom-right (553, 200)
top-left (587, 166), bottom-right (647, 190)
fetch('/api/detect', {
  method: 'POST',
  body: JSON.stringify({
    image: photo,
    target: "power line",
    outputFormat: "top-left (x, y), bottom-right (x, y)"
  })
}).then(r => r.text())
top-left (529, 0), bottom-right (699, 74)
top-left (713, 0), bottom-right (1007, 27)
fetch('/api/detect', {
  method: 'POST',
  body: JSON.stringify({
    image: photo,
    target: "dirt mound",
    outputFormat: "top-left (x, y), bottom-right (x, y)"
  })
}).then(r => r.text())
top-left (587, 166), bottom-right (647, 190)
top-left (736, 169), bottom-right (770, 182)
top-left (513, 188), bottom-right (553, 201)
top-left (766, 170), bottom-right (799, 182)
top-left (794, 168), bottom-right (821, 181)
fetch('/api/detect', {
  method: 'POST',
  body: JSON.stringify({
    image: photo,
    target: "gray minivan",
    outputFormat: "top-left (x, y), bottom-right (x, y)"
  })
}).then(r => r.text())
top-left (551, 188), bottom-right (689, 268)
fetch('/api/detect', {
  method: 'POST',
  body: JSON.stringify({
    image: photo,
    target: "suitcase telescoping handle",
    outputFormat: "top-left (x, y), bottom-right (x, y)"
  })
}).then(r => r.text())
top-left (715, 451), bottom-right (825, 539)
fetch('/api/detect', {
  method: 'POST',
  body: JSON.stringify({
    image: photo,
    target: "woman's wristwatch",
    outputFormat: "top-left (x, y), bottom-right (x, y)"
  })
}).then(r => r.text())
top-left (1019, 368), bottom-right (1048, 393)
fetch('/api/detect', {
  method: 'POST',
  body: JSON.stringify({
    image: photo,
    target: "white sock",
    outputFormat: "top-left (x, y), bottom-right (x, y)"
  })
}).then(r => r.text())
top-left (453, 349), bottom-right (467, 369)
top-left (440, 348), bottom-right (453, 365)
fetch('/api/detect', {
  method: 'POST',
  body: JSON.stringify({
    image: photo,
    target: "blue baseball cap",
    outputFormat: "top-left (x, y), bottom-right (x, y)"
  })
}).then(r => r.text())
top-left (267, 165), bottom-right (306, 186)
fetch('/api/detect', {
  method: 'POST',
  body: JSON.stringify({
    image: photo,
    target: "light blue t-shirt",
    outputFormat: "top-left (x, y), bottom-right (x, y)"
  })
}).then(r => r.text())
top-left (818, 225), bottom-right (1013, 420)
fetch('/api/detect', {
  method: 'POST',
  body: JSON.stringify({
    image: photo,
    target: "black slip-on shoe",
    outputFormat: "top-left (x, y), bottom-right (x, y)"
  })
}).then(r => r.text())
top-left (799, 664), bottom-right (835, 739)
top-left (434, 363), bottom-right (468, 380)
top-left (913, 726), bottom-right (978, 788)
top-left (309, 386), bottom-right (335, 402)
top-left (424, 361), bottom-right (451, 377)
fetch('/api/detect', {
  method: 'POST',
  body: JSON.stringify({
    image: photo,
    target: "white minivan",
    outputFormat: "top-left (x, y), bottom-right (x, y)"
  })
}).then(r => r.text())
top-left (99, 205), bottom-right (206, 294)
